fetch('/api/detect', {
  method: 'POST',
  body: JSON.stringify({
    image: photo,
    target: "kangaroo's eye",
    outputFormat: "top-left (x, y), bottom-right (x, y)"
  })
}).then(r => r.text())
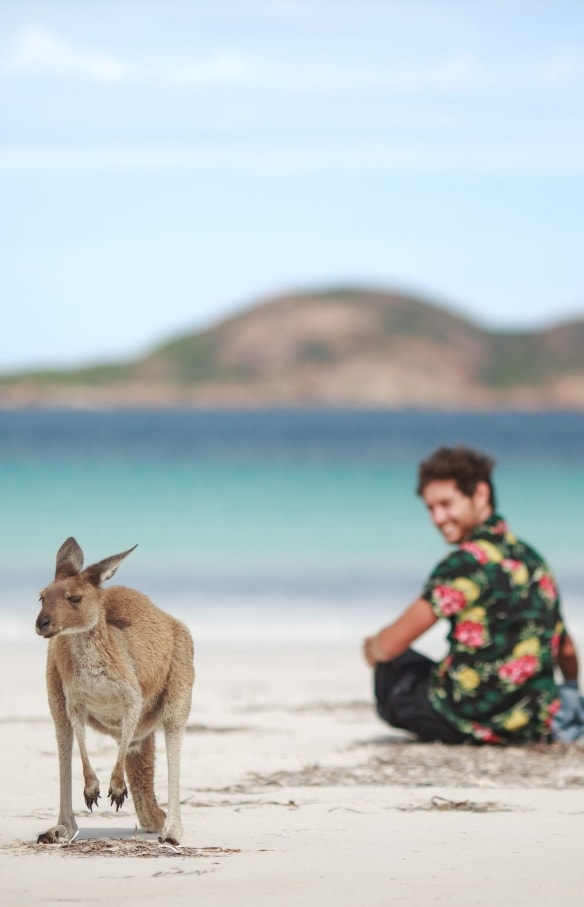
top-left (38, 595), bottom-right (44, 604)
top-left (68, 595), bottom-right (82, 604)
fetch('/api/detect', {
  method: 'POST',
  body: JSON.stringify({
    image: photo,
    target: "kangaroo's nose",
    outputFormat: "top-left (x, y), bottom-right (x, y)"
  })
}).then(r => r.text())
top-left (36, 615), bottom-right (51, 634)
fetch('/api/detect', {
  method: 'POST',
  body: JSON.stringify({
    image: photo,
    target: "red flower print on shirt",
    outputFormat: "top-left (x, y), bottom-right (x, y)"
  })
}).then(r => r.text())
top-left (453, 621), bottom-right (486, 649)
top-left (498, 654), bottom-right (539, 686)
top-left (433, 585), bottom-right (467, 616)
top-left (459, 542), bottom-right (490, 564)
top-left (538, 574), bottom-right (557, 601)
top-left (502, 558), bottom-right (522, 572)
top-left (471, 724), bottom-right (503, 744)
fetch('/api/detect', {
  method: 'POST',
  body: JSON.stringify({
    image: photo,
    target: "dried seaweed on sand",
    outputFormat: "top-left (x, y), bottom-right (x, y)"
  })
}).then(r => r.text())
top-left (398, 795), bottom-right (513, 812)
top-left (12, 839), bottom-right (240, 859)
top-left (242, 740), bottom-right (584, 790)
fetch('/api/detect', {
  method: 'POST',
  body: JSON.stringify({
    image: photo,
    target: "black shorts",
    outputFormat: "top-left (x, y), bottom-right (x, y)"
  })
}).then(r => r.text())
top-left (374, 649), bottom-right (468, 744)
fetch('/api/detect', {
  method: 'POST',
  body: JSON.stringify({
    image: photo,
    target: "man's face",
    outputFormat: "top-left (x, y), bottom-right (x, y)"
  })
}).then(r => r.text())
top-left (421, 479), bottom-right (491, 544)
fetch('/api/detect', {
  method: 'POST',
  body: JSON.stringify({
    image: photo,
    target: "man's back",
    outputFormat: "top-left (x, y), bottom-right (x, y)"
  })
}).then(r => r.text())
top-left (423, 514), bottom-right (563, 743)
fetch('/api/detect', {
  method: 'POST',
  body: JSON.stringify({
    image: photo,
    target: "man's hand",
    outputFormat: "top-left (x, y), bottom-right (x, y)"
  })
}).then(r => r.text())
top-left (363, 598), bottom-right (438, 668)
top-left (363, 634), bottom-right (388, 666)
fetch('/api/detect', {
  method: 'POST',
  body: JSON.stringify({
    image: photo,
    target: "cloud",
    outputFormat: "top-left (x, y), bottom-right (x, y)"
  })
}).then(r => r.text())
top-left (164, 52), bottom-right (488, 94)
top-left (2, 25), bottom-right (127, 83)
top-left (0, 145), bottom-right (317, 172)
top-left (2, 23), bottom-right (582, 98)
top-left (1, 142), bottom-right (583, 174)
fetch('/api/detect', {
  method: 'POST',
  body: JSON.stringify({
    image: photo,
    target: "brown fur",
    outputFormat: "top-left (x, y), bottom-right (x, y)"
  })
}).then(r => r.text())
top-left (35, 538), bottom-right (195, 845)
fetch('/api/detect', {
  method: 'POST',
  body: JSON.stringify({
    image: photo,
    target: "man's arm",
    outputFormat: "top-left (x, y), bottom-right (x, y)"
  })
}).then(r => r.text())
top-left (363, 597), bottom-right (438, 666)
top-left (558, 631), bottom-right (579, 685)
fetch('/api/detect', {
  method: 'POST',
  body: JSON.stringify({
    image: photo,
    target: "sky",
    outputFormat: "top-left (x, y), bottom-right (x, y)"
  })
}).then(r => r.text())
top-left (1, 0), bottom-right (584, 371)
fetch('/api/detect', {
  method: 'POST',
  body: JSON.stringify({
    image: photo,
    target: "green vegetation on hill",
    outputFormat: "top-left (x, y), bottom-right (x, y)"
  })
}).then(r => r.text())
top-left (1, 287), bottom-right (583, 408)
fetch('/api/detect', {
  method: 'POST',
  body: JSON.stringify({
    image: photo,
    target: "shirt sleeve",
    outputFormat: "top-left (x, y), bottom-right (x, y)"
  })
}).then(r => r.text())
top-left (422, 550), bottom-right (484, 620)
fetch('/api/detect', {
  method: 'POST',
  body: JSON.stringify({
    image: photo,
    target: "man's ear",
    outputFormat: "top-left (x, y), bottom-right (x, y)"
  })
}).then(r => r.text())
top-left (474, 480), bottom-right (492, 509)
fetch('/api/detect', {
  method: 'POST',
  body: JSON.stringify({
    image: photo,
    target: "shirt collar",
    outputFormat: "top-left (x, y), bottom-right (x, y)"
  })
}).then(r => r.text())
top-left (466, 512), bottom-right (508, 543)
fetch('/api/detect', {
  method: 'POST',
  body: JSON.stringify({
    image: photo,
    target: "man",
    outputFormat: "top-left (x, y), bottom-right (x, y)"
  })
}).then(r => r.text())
top-left (363, 446), bottom-right (579, 745)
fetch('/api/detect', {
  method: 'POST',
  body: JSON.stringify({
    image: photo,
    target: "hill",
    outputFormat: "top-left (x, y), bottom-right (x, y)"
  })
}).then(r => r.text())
top-left (2, 287), bottom-right (584, 409)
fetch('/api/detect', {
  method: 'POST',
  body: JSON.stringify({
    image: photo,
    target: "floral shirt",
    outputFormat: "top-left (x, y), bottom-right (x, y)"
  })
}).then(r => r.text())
top-left (422, 513), bottom-right (564, 744)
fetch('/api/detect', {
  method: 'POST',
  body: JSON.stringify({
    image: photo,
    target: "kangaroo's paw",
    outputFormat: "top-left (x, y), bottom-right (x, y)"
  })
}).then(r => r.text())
top-left (37, 824), bottom-right (76, 845)
top-left (108, 784), bottom-right (128, 811)
top-left (84, 782), bottom-right (101, 811)
top-left (159, 818), bottom-right (182, 846)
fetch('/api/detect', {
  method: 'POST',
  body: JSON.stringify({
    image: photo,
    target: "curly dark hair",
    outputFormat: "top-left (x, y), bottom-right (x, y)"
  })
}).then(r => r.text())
top-left (416, 446), bottom-right (497, 509)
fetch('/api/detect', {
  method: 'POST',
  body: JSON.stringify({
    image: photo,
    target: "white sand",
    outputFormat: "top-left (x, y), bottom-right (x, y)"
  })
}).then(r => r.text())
top-left (1, 642), bottom-right (584, 907)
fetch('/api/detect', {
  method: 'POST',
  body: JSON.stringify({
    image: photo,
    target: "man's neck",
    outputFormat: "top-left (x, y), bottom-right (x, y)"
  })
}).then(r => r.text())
top-left (462, 508), bottom-right (495, 541)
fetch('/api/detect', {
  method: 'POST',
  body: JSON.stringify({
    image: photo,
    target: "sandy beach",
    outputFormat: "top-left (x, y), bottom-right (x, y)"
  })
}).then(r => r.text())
top-left (1, 641), bottom-right (584, 907)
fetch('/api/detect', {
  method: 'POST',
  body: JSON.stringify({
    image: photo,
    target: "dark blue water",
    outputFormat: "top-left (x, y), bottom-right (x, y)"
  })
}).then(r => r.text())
top-left (1, 408), bottom-right (583, 463)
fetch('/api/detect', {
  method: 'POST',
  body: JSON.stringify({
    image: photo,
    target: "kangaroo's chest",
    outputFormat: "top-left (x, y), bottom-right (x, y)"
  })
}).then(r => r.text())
top-left (61, 653), bottom-right (140, 726)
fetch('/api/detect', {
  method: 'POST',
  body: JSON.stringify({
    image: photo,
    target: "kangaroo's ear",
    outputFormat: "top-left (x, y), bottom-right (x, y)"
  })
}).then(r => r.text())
top-left (55, 537), bottom-right (84, 578)
top-left (83, 545), bottom-right (138, 587)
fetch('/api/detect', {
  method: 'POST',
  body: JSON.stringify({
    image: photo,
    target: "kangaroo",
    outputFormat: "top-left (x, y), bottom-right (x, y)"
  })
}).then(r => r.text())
top-left (35, 537), bottom-right (195, 846)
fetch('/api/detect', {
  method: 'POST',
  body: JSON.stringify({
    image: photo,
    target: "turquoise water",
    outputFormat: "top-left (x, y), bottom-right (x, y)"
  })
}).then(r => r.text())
top-left (1, 409), bottom-right (583, 646)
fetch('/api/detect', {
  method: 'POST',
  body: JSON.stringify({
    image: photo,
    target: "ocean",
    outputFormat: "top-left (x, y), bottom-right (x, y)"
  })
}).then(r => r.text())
top-left (1, 409), bottom-right (583, 650)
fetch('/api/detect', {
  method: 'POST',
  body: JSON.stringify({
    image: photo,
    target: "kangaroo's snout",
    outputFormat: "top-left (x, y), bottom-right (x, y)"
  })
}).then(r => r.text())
top-left (36, 613), bottom-right (54, 637)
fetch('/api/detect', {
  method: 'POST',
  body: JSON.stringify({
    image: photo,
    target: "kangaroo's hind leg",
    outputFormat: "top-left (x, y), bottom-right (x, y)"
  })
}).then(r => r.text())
top-left (126, 732), bottom-right (166, 833)
top-left (159, 634), bottom-right (194, 845)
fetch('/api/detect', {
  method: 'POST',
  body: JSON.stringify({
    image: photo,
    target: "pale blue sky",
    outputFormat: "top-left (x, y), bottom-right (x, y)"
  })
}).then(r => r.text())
top-left (1, 0), bottom-right (583, 370)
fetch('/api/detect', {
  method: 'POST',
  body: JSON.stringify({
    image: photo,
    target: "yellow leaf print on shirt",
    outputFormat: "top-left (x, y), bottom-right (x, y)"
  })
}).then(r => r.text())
top-left (456, 667), bottom-right (481, 692)
top-left (512, 638), bottom-right (541, 658)
top-left (463, 606), bottom-right (487, 624)
top-left (503, 709), bottom-right (530, 732)
top-left (451, 577), bottom-right (481, 603)
top-left (508, 562), bottom-right (529, 585)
